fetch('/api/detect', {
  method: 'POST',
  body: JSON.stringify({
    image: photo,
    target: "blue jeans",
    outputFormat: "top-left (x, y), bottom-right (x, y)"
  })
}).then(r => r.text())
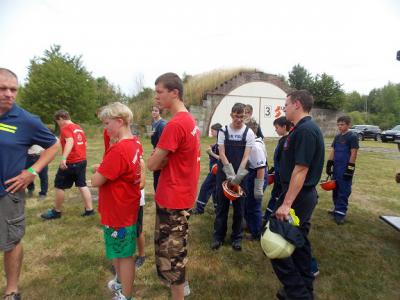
top-left (195, 172), bottom-right (216, 212)
top-left (25, 155), bottom-right (48, 196)
top-left (244, 169), bottom-right (268, 239)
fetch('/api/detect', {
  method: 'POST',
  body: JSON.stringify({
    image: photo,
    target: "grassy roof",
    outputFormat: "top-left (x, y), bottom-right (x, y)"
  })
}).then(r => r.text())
top-left (183, 67), bottom-right (256, 107)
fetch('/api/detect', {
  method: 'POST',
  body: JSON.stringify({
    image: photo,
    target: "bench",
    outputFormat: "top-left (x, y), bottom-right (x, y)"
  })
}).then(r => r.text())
top-left (379, 215), bottom-right (400, 231)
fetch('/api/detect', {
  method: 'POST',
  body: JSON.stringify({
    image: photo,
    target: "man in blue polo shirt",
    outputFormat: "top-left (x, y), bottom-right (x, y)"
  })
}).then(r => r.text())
top-left (0, 68), bottom-right (59, 300)
top-left (272, 90), bottom-right (324, 300)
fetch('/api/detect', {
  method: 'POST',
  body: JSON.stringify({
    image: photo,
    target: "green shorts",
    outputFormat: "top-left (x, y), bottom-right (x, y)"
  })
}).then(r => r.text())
top-left (103, 224), bottom-right (137, 259)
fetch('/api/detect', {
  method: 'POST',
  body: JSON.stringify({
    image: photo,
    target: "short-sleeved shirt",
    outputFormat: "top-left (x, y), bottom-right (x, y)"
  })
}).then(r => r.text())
top-left (0, 104), bottom-right (57, 197)
top-left (332, 131), bottom-right (359, 162)
top-left (248, 137), bottom-right (267, 169)
top-left (60, 123), bottom-right (86, 163)
top-left (155, 111), bottom-right (201, 209)
top-left (217, 124), bottom-right (255, 147)
top-left (279, 116), bottom-right (325, 187)
top-left (98, 138), bottom-right (141, 227)
top-left (151, 118), bottom-right (167, 148)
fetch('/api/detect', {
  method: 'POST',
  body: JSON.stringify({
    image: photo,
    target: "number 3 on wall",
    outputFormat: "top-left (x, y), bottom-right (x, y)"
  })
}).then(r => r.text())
top-left (264, 105), bottom-right (272, 118)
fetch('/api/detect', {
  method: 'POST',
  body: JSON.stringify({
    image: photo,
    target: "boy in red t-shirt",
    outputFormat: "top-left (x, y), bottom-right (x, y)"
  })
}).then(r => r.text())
top-left (148, 73), bottom-right (200, 300)
top-left (41, 110), bottom-right (94, 220)
top-left (91, 102), bottom-right (141, 300)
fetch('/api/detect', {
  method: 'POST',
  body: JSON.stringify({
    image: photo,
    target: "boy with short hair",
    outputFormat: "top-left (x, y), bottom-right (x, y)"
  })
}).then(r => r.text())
top-left (147, 72), bottom-right (201, 300)
top-left (193, 123), bottom-right (222, 214)
top-left (91, 102), bottom-right (141, 300)
top-left (263, 116), bottom-right (292, 222)
top-left (41, 110), bottom-right (94, 219)
top-left (211, 103), bottom-right (255, 251)
top-left (326, 115), bottom-right (359, 225)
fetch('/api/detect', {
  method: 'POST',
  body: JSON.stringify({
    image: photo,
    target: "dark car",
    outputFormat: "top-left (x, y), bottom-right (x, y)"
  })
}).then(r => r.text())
top-left (349, 125), bottom-right (381, 141)
top-left (381, 125), bottom-right (400, 143)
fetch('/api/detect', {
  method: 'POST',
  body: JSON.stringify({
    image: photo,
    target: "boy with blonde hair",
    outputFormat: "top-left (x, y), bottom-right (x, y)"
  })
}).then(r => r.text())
top-left (92, 102), bottom-right (141, 300)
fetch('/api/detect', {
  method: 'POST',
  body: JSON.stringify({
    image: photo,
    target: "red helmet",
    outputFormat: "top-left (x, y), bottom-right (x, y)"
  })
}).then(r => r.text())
top-left (268, 173), bottom-right (275, 185)
top-left (222, 180), bottom-right (243, 201)
top-left (211, 164), bottom-right (218, 175)
top-left (320, 176), bottom-right (336, 191)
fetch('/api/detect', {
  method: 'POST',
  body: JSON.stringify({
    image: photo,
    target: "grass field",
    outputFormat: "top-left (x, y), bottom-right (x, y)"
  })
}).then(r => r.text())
top-left (1, 135), bottom-right (400, 299)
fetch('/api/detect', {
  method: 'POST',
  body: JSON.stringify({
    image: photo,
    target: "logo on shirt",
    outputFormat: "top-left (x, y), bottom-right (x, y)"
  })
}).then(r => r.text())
top-left (0, 122), bottom-right (17, 134)
top-left (191, 126), bottom-right (200, 136)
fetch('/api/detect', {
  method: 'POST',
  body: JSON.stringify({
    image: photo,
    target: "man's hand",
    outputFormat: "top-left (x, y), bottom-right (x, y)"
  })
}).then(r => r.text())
top-left (5, 170), bottom-right (36, 193)
top-left (60, 159), bottom-right (68, 170)
top-left (275, 203), bottom-right (291, 221)
top-left (326, 160), bottom-right (334, 176)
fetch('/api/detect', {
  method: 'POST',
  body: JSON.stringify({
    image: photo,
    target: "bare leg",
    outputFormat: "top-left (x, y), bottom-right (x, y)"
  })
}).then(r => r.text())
top-left (137, 232), bottom-right (145, 257)
top-left (118, 257), bottom-right (135, 299)
top-left (171, 283), bottom-right (184, 300)
top-left (78, 186), bottom-right (93, 210)
top-left (4, 242), bottom-right (23, 295)
top-left (54, 188), bottom-right (65, 212)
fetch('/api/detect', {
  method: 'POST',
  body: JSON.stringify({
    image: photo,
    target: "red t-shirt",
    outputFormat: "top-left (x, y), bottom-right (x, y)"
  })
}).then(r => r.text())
top-left (97, 138), bottom-right (141, 227)
top-left (60, 123), bottom-right (86, 163)
top-left (155, 112), bottom-right (201, 209)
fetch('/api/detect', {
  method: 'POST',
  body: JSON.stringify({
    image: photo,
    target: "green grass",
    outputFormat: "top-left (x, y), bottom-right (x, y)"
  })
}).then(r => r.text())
top-left (1, 136), bottom-right (400, 299)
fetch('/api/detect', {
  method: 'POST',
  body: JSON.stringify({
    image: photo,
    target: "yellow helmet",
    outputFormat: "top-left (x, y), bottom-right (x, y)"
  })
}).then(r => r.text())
top-left (260, 222), bottom-right (295, 259)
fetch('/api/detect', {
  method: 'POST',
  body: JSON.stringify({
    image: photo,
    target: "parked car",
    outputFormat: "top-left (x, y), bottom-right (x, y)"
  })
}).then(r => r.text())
top-left (381, 125), bottom-right (400, 143)
top-left (349, 125), bottom-right (381, 141)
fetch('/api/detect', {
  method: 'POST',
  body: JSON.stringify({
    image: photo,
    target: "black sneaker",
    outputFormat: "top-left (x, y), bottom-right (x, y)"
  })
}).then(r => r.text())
top-left (231, 241), bottom-right (242, 251)
top-left (334, 216), bottom-right (345, 225)
top-left (211, 240), bottom-right (222, 250)
top-left (41, 209), bottom-right (61, 220)
top-left (81, 209), bottom-right (95, 217)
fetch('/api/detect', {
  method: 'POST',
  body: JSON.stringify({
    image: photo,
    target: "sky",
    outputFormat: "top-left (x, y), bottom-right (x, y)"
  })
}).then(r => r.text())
top-left (1, 0), bottom-right (399, 96)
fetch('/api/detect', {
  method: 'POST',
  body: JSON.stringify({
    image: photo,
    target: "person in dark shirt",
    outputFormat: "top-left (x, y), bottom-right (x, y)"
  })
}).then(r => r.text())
top-left (326, 116), bottom-right (359, 225)
top-left (150, 106), bottom-right (166, 191)
top-left (263, 116), bottom-right (292, 222)
top-left (193, 123), bottom-right (222, 214)
top-left (272, 90), bottom-right (324, 300)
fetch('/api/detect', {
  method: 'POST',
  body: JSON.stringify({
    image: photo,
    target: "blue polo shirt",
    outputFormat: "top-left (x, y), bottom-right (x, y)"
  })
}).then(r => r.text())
top-left (0, 104), bottom-right (57, 197)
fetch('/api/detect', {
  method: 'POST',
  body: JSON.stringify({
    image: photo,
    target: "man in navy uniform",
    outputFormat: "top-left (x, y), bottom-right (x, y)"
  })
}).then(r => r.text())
top-left (272, 90), bottom-right (324, 300)
top-left (0, 68), bottom-right (59, 300)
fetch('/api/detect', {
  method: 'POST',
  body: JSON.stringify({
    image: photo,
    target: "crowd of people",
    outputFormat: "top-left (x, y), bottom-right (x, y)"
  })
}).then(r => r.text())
top-left (0, 67), bottom-right (361, 300)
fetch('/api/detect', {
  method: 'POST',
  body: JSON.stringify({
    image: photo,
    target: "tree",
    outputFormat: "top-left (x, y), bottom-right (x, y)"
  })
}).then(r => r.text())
top-left (308, 73), bottom-right (345, 110)
top-left (20, 45), bottom-right (97, 124)
top-left (94, 77), bottom-right (124, 107)
top-left (343, 91), bottom-right (366, 112)
top-left (288, 64), bottom-right (313, 90)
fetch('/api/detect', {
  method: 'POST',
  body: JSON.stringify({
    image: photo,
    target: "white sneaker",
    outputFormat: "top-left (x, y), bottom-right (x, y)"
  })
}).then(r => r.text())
top-left (112, 290), bottom-right (130, 300)
top-left (108, 276), bottom-right (122, 293)
top-left (184, 281), bottom-right (191, 297)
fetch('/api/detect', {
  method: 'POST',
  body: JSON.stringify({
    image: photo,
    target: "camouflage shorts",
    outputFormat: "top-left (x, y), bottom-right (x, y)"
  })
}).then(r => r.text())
top-left (154, 205), bottom-right (190, 286)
